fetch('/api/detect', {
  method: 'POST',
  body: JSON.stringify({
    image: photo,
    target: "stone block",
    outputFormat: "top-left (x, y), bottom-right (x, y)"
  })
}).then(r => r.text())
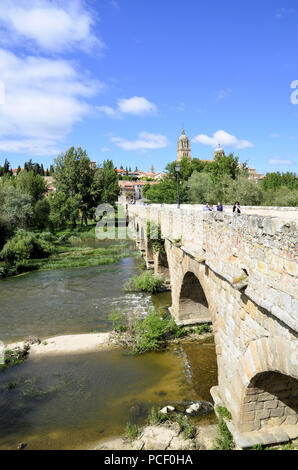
top-left (270, 408), bottom-right (285, 418)
top-left (256, 409), bottom-right (270, 420)
top-left (264, 400), bottom-right (278, 409)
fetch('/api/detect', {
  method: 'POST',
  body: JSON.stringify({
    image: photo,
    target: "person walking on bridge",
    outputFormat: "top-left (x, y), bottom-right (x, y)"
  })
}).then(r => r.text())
top-left (233, 201), bottom-right (241, 214)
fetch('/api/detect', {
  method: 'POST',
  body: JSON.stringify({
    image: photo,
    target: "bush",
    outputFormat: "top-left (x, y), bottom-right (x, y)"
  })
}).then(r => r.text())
top-left (132, 310), bottom-right (186, 354)
top-left (0, 229), bottom-right (54, 263)
top-left (213, 418), bottom-right (234, 450)
top-left (123, 271), bottom-right (164, 294)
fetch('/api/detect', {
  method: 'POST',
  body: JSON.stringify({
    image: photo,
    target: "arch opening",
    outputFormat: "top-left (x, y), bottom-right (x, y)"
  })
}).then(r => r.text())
top-left (179, 272), bottom-right (210, 322)
top-left (241, 372), bottom-right (298, 432)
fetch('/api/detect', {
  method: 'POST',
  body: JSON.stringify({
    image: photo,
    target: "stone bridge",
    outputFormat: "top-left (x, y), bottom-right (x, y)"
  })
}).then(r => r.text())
top-left (125, 203), bottom-right (298, 448)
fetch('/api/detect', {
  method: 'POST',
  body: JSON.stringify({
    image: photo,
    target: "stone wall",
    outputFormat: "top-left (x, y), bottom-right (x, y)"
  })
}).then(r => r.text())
top-left (127, 204), bottom-right (298, 442)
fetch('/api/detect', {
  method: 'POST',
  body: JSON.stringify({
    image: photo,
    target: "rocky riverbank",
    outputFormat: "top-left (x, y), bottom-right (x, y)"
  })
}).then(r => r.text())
top-left (94, 422), bottom-right (218, 451)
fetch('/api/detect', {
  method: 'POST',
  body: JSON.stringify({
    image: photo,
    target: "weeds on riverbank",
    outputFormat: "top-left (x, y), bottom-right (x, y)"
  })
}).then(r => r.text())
top-left (125, 423), bottom-right (142, 441)
top-left (0, 346), bottom-right (29, 372)
top-left (0, 227), bottom-right (131, 278)
top-left (110, 308), bottom-right (187, 354)
top-left (123, 270), bottom-right (165, 294)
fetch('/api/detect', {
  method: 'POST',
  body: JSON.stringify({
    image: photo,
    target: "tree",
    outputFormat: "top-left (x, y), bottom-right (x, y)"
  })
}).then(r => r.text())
top-left (15, 170), bottom-right (47, 204)
top-left (0, 185), bottom-right (33, 228)
top-left (52, 147), bottom-right (95, 227)
top-left (92, 160), bottom-right (119, 208)
top-left (208, 153), bottom-right (243, 181)
top-left (33, 198), bottom-right (51, 230)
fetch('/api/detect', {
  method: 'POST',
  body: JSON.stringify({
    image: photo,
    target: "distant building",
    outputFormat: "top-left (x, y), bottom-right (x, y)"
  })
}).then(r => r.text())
top-left (177, 128), bottom-right (191, 161)
top-left (247, 167), bottom-right (265, 182)
top-left (118, 180), bottom-right (159, 202)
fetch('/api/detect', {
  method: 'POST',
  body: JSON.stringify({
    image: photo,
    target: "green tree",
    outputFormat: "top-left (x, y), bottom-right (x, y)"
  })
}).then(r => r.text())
top-left (0, 185), bottom-right (33, 228)
top-left (52, 147), bottom-right (95, 227)
top-left (92, 160), bottom-right (119, 207)
top-left (33, 198), bottom-right (51, 230)
top-left (15, 170), bottom-right (47, 204)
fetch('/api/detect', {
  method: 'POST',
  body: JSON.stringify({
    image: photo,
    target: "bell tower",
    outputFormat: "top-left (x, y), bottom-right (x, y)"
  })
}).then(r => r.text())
top-left (177, 128), bottom-right (191, 161)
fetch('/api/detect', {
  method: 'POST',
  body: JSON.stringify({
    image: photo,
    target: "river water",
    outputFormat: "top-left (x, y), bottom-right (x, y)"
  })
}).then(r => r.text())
top-left (0, 241), bottom-right (218, 450)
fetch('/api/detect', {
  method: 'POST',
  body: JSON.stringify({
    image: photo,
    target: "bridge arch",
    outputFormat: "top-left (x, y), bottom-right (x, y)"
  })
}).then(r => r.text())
top-left (178, 270), bottom-right (210, 323)
top-left (231, 337), bottom-right (298, 433)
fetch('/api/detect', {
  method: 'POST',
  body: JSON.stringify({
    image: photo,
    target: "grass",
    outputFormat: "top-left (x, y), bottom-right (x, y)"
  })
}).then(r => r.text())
top-left (213, 417), bottom-right (234, 450)
top-left (123, 270), bottom-right (165, 294)
top-left (216, 406), bottom-right (232, 420)
top-left (125, 422), bottom-right (142, 441)
top-left (132, 309), bottom-right (187, 355)
top-left (1, 347), bottom-right (29, 372)
top-left (196, 324), bottom-right (212, 335)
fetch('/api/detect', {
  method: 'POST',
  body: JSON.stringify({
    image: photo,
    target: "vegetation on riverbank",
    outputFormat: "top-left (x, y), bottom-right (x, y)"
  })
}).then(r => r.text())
top-left (0, 226), bottom-right (131, 279)
top-left (1, 346), bottom-right (30, 372)
top-left (110, 308), bottom-right (213, 355)
top-left (123, 270), bottom-right (165, 294)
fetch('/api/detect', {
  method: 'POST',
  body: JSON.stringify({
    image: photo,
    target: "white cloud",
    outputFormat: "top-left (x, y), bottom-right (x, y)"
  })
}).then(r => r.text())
top-left (0, 0), bottom-right (103, 53)
top-left (0, 48), bottom-right (103, 155)
top-left (118, 97), bottom-right (157, 115)
top-left (110, 132), bottom-right (168, 151)
top-left (192, 130), bottom-right (253, 150)
top-left (268, 157), bottom-right (293, 165)
top-left (97, 105), bottom-right (120, 119)
top-left (98, 96), bottom-right (157, 118)
top-left (100, 146), bottom-right (111, 152)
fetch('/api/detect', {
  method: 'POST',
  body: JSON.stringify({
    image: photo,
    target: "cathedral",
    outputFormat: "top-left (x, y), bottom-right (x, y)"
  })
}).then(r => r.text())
top-left (177, 128), bottom-right (225, 161)
top-left (177, 128), bottom-right (191, 161)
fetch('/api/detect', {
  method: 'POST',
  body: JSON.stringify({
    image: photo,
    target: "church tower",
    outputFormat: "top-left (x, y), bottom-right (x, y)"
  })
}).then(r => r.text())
top-left (177, 128), bottom-right (191, 161)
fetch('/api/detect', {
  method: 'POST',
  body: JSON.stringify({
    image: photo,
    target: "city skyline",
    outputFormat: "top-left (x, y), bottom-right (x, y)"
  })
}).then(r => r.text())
top-left (0, 0), bottom-right (297, 174)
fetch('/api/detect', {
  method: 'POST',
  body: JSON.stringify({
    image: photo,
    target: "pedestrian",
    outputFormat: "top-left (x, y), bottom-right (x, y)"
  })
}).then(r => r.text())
top-left (233, 201), bottom-right (241, 214)
top-left (216, 202), bottom-right (224, 212)
top-left (209, 203), bottom-right (215, 211)
top-left (203, 202), bottom-right (210, 211)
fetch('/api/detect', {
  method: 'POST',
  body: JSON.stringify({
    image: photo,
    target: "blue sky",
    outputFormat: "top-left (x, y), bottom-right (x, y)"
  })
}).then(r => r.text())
top-left (0, 0), bottom-right (297, 174)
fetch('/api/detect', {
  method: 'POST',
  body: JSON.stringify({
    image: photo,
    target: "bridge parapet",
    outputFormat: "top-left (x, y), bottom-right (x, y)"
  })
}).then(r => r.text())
top-left (127, 204), bottom-right (297, 333)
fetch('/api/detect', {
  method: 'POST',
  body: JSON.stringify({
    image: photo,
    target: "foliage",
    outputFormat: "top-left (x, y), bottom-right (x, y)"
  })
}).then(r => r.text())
top-left (175, 414), bottom-right (196, 439)
top-left (52, 147), bottom-right (95, 227)
top-left (123, 270), bottom-right (165, 294)
top-left (0, 185), bottom-right (34, 228)
top-left (132, 309), bottom-right (186, 355)
top-left (147, 221), bottom-right (165, 253)
top-left (33, 198), bottom-right (51, 230)
top-left (109, 311), bottom-right (128, 333)
top-left (216, 406), bottom-right (232, 420)
top-left (213, 418), bottom-right (234, 450)
top-left (125, 422), bottom-right (142, 441)
top-left (196, 324), bottom-right (212, 334)
top-left (1, 347), bottom-right (29, 372)
top-left (147, 406), bottom-right (170, 425)
top-left (0, 229), bottom-right (55, 263)
top-left (15, 170), bottom-right (47, 203)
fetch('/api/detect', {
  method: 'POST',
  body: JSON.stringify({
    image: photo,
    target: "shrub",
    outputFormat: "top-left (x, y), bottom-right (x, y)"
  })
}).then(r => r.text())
top-left (132, 310), bottom-right (186, 355)
top-left (0, 229), bottom-right (54, 263)
top-left (123, 271), bottom-right (164, 294)
top-left (109, 311), bottom-right (128, 333)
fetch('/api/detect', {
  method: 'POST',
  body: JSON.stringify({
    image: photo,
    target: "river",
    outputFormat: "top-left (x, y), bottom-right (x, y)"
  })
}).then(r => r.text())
top-left (0, 240), bottom-right (218, 450)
